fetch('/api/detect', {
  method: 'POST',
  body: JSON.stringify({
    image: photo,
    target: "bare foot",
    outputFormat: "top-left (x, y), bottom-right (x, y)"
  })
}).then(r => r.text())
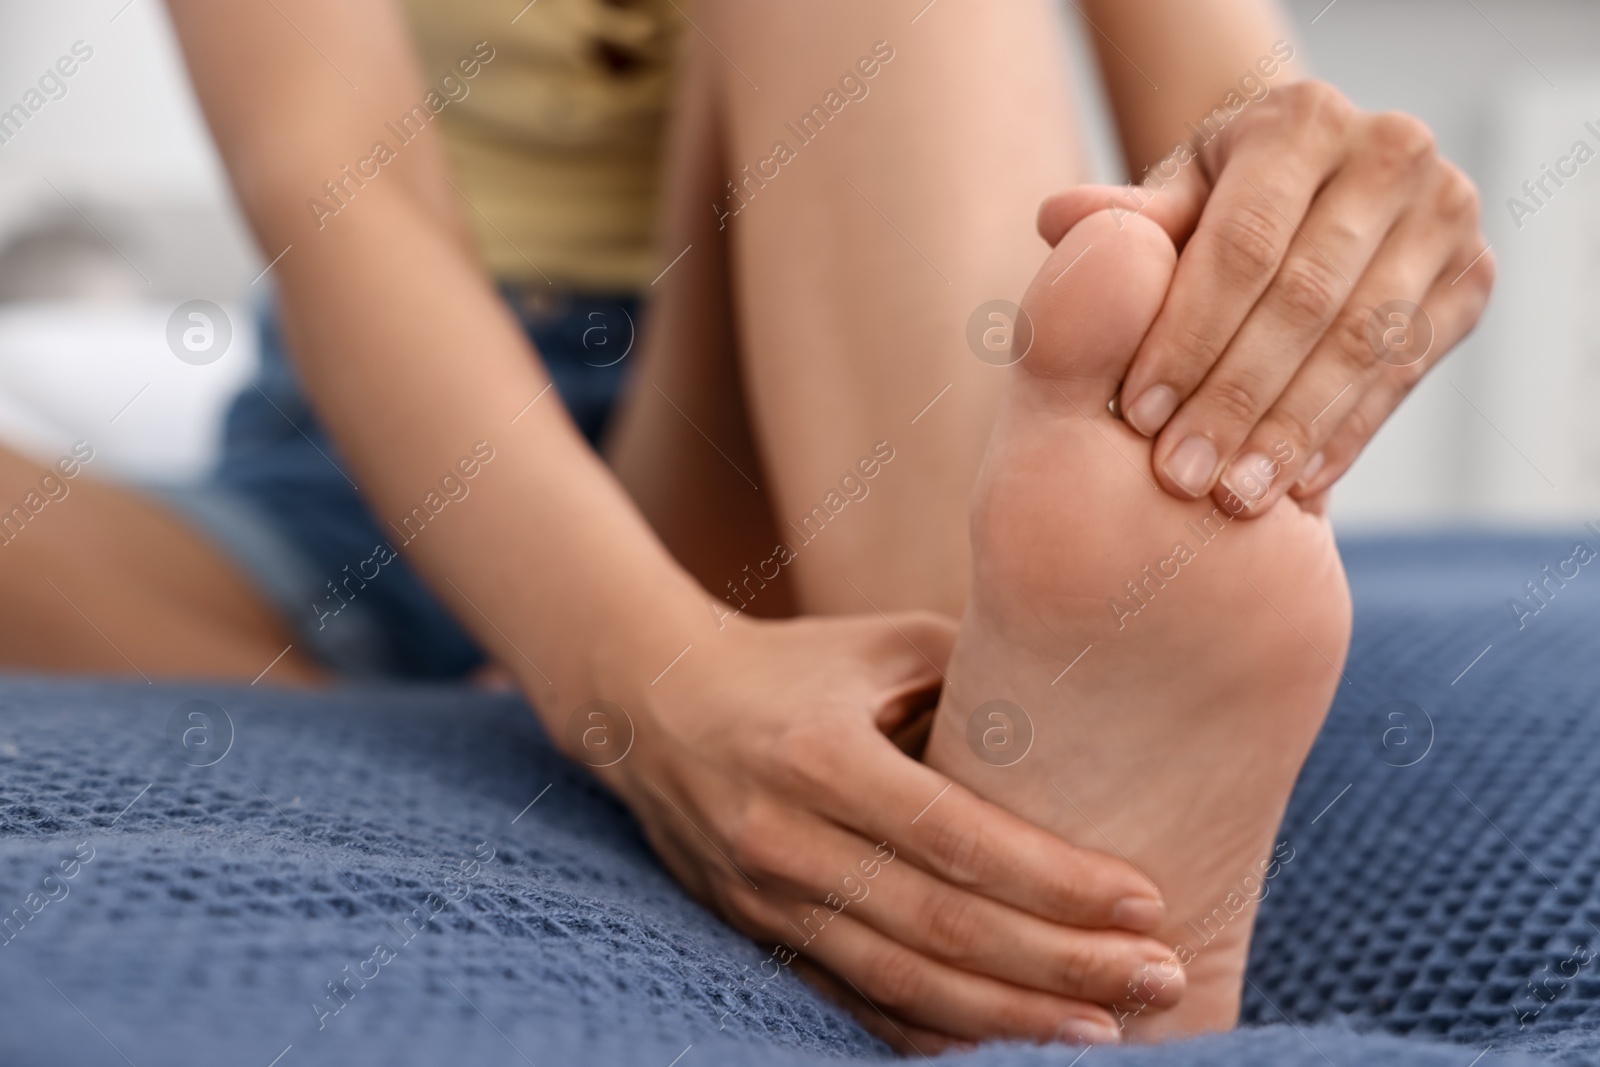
top-left (923, 209), bottom-right (1352, 1040)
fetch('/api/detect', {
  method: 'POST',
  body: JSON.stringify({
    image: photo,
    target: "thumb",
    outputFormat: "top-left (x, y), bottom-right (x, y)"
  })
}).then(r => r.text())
top-left (1037, 163), bottom-right (1212, 250)
top-left (866, 611), bottom-right (957, 741)
top-left (879, 610), bottom-right (958, 677)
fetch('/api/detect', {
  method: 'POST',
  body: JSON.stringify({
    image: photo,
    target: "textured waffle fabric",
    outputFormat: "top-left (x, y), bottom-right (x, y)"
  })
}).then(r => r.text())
top-left (2, 533), bottom-right (1599, 1066)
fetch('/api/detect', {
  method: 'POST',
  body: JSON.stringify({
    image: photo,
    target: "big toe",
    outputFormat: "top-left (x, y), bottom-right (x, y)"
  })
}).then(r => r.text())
top-left (1017, 209), bottom-right (1176, 413)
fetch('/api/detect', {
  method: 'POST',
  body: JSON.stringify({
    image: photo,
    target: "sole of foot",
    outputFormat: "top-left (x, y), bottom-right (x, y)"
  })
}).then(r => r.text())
top-left (924, 209), bottom-right (1352, 1041)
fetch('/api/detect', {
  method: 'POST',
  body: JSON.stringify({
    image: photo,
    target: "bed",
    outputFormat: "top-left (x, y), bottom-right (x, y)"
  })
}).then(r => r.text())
top-left (2, 533), bottom-right (1597, 1066)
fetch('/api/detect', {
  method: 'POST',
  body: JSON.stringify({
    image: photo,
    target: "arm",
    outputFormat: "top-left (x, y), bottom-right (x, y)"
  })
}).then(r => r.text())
top-left (165, 0), bottom-right (1178, 1046)
top-left (1059, 0), bottom-right (1492, 517)
top-left (166, 0), bottom-right (705, 693)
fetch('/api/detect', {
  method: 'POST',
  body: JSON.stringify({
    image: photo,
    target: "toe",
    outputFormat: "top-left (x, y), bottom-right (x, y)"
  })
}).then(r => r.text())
top-left (1018, 209), bottom-right (1176, 413)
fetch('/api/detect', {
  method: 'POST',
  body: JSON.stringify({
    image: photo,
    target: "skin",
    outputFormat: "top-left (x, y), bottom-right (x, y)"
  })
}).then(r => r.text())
top-left (9, 0), bottom-right (1170, 1047)
top-left (1041, 1), bottom-right (1494, 515)
top-left (0, 0), bottom-right (1491, 1050)
top-left (607, 6), bottom-right (1182, 1045)
top-left (924, 208), bottom-right (1352, 1038)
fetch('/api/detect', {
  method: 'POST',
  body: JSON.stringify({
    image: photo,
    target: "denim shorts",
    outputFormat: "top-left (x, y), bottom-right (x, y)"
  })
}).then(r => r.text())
top-left (159, 286), bottom-right (639, 679)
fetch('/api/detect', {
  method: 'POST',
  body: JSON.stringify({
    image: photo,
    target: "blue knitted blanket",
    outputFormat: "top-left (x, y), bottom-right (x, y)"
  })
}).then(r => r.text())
top-left (3, 534), bottom-right (1599, 1066)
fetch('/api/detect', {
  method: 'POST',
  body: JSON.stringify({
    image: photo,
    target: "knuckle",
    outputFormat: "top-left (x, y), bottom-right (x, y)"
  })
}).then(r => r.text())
top-left (724, 806), bottom-right (789, 879)
top-left (922, 892), bottom-right (987, 960)
top-left (1318, 214), bottom-right (1364, 254)
top-left (1271, 255), bottom-right (1345, 326)
top-left (1331, 336), bottom-right (1379, 387)
top-left (1288, 80), bottom-right (1351, 133)
top-left (1339, 404), bottom-right (1376, 448)
top-left (1333, 302), bottom-right (1379, 367)
top-left (1260, 414), bottom-right (1311, 465)
top-left (1164, 319), bottom-right (1226, 378)
top-left (1212, 202), bottom-right (1283, 284)
top-left (1320, 436), bottom-right (1360, 478)
top-left (1394, 357), bottom-right (1430, 389)
top-left (922, 814), bottom-right (988, 887)
top-left (867, 945), bottom-right (927, 1011)
top-left (1369, 111), bottom-right (1436, 169)
top-left (1202, 372), bottom-right (1269, 426)
top-left (1436, 163), bottom-right (1482, 222)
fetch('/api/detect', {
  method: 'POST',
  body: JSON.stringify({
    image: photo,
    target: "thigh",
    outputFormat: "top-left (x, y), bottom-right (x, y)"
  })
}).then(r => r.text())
top-left (0, 444), bottom-right (323, 684)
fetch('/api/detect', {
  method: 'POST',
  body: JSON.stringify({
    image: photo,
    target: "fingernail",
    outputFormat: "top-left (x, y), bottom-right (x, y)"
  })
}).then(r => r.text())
top-left (1124, 385), bottom-right (1178, 436)
top-left (1222, 452), bottom-right (1274, 506)
top-left (1297, 450), bottom-right (1326, 488)
top-left (1110, 896), bottom-right (1164, 932)
top-left (1162, 435), bottom-right (1217, 497)
top-left (1058, 1015), bottom-right (1122, 1046)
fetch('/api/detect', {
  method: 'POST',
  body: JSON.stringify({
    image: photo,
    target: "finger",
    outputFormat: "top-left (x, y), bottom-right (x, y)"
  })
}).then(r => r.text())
top-left (1120, 85), bottom-right (1353, 456)
top-left (1292, 243), bottom-right (1495, 500)
top-left (721, 802), bottom-right (1180, 1006)
top-left (1216, 172), bottom-right (1489, 513)
top-left (801, 727), bottom-right (1165, 932)
top-left (850, 610), bottom-right (955, 758)
top-left (789, 956), bottom-right (970, 1056)
top-left (782, 910), bottom-right (1123, 1045)
top-left (835, 612), bottom-right (1165, 936)
top-left (1146, 114), bottom-right (1436, 499)
top-left (848, 855), bottom-right (1181, 1008)
top-left (866, 611), bottom-right (957, 724)
top-left (1208, 219), bottom-right (1444, 515)
top-left (1037, 161), bottom-right (1210, 249)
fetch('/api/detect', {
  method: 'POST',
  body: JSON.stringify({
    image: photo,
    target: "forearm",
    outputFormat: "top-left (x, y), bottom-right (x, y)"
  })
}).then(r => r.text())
top-left (267, 186), bottom-right (713, 711)
top-left (1075, 0), bottom-right (1306, 178)
top-left (167, 0), bottom-right (713, 730)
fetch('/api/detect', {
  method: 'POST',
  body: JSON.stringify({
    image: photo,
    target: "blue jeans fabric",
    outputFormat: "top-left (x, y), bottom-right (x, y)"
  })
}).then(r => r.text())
top-left (160, 287), bottom-right (639, 679)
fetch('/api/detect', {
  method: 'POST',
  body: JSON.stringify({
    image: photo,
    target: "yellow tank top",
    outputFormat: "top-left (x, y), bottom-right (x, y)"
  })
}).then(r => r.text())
top-left (400, 0), bottom-right (682, 291)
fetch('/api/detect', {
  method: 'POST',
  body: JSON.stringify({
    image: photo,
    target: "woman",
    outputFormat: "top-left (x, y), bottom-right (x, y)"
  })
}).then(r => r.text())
top-left (0, 0), bottom-right (1489, 1048)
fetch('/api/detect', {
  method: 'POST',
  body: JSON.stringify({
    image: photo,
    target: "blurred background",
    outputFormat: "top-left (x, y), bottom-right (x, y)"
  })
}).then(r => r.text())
top-left (0, 0), bottom-right (1592, 528)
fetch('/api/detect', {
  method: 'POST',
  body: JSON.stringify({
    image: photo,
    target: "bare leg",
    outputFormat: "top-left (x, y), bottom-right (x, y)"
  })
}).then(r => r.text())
top-left (0, 447), bottom-right (322, 683)
top-left (607, 38), bottom-right (798, 620)
top-left (612, 0), bottom-right (1090, 618)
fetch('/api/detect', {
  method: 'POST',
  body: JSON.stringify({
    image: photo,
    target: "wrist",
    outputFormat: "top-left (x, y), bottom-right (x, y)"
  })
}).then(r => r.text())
top-left (526, 567), bottom-right (744, 766)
